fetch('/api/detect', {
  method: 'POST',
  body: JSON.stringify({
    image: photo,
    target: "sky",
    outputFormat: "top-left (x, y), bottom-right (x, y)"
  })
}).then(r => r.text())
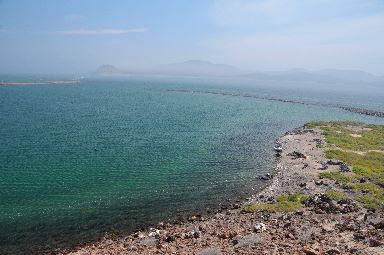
top-left (0, 0), bottom-right (384, 74)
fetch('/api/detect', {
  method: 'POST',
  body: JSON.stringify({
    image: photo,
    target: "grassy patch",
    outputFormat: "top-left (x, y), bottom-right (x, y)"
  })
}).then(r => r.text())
top-left (325, 190), bottom-right (347, 201)
top-left (355, 195), bottom-right (383, 209)
top-left (325, 149), bottom-right (383, 184)
top-left (305, 121), bottom-right (362, 129)
top-left (307, 121), bottom-right (384, 151)
top-left (244, 194), bottom-right (308, 213)
top-left (352, 166), bottom-right (371, 176)
top-left (309, 121), bottom-right (384, 209)
top-left (277, 193), bottom-right (309, 203)
top-left (352, 183), bottom-right (383, 197)
top-left (319, 171), bottom-right (352, 183)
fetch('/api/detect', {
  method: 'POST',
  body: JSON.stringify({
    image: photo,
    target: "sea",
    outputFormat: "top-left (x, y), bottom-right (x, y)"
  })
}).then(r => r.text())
top-left (0, 75), bottom-right (383, 254)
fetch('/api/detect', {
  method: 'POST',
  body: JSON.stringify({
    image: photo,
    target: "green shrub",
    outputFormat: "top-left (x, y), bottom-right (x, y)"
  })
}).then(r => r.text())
top-left (352, 183), bottom-right (383, 197)
top-left (325, 190), bottom-right (347, 201)
top-left (352, 166), bottom-right (370, 175)
top-left (244, 193), bottom-right (308, 213)
top-left (355, 195), bottom-right (383, 209)
top-left (277, 193), bottom-right (309, 203)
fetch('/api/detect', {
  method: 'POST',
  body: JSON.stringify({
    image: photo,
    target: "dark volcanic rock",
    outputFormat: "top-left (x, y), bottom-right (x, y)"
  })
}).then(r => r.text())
top-left (369, 238), bottom-right (384, 247)
top-left (305, 193), bottom-right (335, 213)
top-left (339, 163), bottom-right (350, 172)
top-left (325, 248), bottom-right (341, 254)
top-left (327, 160), bottom-right (343, 165)
top-left (288, 151), bottom-right (307, 159)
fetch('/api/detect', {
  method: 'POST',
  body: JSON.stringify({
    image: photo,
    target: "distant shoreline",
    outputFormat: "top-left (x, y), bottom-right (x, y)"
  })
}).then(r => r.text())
top-left (0, 80), bottom-right (80, 86)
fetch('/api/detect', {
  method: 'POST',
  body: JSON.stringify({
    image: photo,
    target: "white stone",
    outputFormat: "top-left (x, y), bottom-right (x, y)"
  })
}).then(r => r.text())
top-left (254, 222), bottom-right (267, 232)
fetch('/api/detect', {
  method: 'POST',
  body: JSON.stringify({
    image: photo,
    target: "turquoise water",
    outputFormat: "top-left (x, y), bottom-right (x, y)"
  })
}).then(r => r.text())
top-left (0, 77), bottom-right (383, 254)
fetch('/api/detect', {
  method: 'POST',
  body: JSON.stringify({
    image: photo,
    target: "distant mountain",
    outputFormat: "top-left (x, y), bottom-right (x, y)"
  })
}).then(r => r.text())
top-left (243, 68), bottom-right (383, 83)
top-left (96, 64), bottom-right (124, 75)
top-left (95, 62), bottom-right (383, 84)
top-left (151, 60), bottom-right (248, 77)
top-left (95, 60), bottom-right (245, 77)
top-left (166, 60), bottom-right (240, 75)
top-left (317, 69), bottom-right (378, 82)
top-left (170, 60), bottom-right (233, 68)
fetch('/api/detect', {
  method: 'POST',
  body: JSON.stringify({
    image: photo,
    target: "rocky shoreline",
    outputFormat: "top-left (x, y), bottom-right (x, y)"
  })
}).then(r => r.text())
top-left (59, 124), bottom-right (383, 255)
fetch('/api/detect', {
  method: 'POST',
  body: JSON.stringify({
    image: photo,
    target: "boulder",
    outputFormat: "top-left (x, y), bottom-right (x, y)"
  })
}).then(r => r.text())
top-left (369, 238), bottom-right (384, 247)
top-left (303, 248), bottom-right (320, 255)
top-left (327, 160), bottom-right (343, 165)
top-left (148, 228), bottom-right (160, 237)
top-left (325, 248), bottom-right (341, 254)
top-left (364, 213), bottom-right (384, 229)
top-left (187, 214), bottom-right (203, 222)
top-left (235, 233), bottom-right (262, 247)
top-left (254, 223), bottom-right (267, 232)
top-left (319, 162), bottom-right (328, 170)
top-left (288, 151), bottom-right (307, 159)
top-left (306, 193), bottom-right (359, 213)
top-left (313, 138), bottom-right (324, 146)
top-left (164, 234), bottom-right (175, 242)
top-left (299, 182), bottom-right (307, 188)
top-left (139, 237), bottom-right (157, 247)
top-left (339, 163), bottom-right (350, 172)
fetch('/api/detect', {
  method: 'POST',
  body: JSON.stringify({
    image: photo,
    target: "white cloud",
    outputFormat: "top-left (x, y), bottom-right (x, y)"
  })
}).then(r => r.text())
top-left (58, 28), bottom-right (148, 35)
top-left (211, 0), bottom-right (384, 27)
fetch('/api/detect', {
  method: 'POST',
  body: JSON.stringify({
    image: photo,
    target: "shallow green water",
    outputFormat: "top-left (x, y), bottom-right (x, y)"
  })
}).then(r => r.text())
top-left (0, 77), bottom-right (383, 254)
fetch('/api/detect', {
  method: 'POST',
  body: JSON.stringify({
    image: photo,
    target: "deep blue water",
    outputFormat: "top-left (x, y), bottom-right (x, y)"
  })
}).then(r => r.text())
top-left (0, 77), bottom-right (383, 254)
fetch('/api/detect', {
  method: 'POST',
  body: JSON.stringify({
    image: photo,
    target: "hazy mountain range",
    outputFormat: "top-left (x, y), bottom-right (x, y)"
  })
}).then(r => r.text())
top-left (96, 60), bottom-right (245, 77)
top-left (95, 60), bottom-right (384, 84)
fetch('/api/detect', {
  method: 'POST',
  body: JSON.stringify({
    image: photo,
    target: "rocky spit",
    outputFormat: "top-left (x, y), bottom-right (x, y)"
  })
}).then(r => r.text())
top-left (168, 90), bottom-right (384, 118)
top-left (59, 126), bottom-right (383, 255)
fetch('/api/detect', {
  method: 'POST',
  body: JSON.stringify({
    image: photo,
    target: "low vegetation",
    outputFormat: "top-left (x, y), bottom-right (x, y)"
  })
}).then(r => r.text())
top-left (325, 190), bottom-right (348, 201)
top-left (244, 194), bottom-right (308, 213)
top-left (306, 121), bottom-right (384, 209)
top-left (319, 171), bottom-right (352, 183)
top-left (305, 121), bottom-right (384, 151)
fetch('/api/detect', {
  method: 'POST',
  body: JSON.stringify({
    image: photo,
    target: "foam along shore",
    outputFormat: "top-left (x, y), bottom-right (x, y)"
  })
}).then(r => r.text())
top-left (0, 80), bottom-right (80, 86)
top-left (59, 121), bottom-right (383, 255)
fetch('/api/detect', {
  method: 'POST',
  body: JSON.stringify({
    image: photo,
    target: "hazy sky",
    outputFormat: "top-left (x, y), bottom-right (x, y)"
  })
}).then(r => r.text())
top-left (1, 0), bottom-right (384, 74)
